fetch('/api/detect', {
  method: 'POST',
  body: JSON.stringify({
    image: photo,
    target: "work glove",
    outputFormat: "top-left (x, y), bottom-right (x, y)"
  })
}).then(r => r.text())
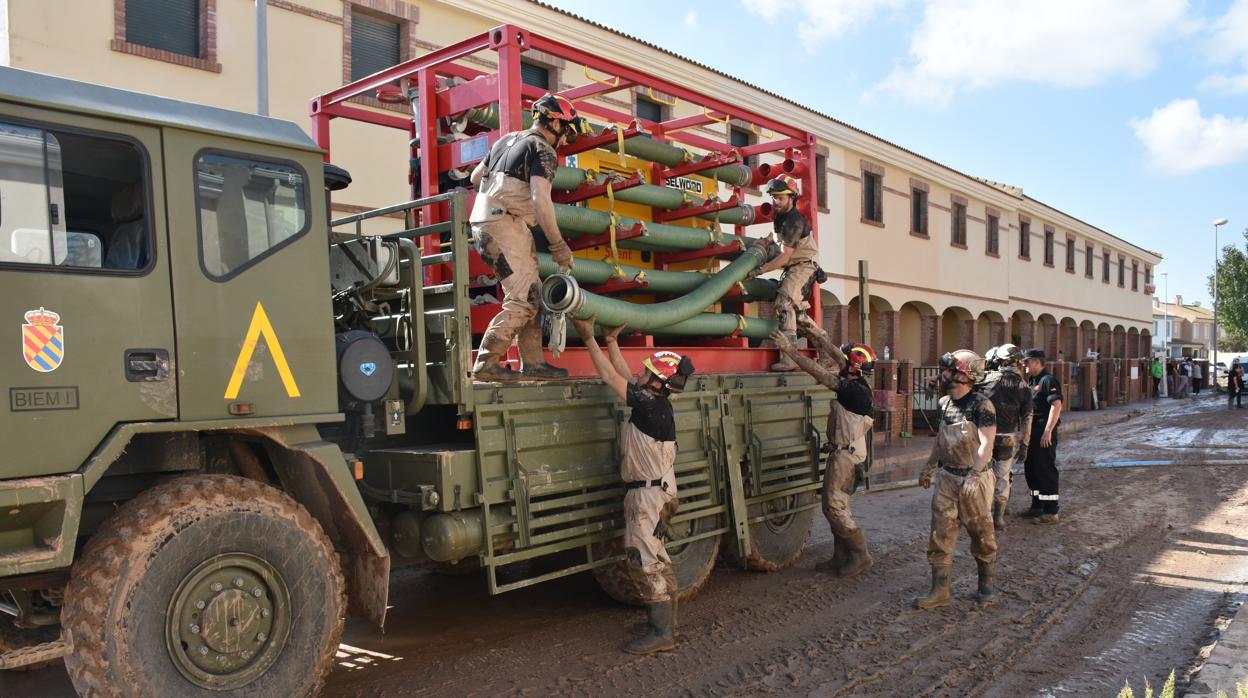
top-left (549, 238), bottom-right (575, 271)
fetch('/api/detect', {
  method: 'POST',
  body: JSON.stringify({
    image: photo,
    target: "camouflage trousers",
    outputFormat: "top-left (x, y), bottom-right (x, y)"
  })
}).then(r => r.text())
top-left (775, 262), bottom-right (818, 334)
top-left (991, 433), bottom-right (1020, 505)
top-left (624, 487), bottom-right (678, 603)
top-left (473, 216), bottom-right (541, 349)
top-left (927, 468), bottom-right (998, 566)
top-left (822, 450), bottom-right (862, 537)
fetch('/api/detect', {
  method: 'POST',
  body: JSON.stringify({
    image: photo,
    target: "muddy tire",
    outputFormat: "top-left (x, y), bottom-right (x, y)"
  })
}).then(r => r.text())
top-left (62, 474), bottom-right (346, 697)
top-left (0, 617), bottom-right (60, 671)
top-left (722, 491), bottom-right (816, 572)
top-left (592, 514), bottom-right (720, 606)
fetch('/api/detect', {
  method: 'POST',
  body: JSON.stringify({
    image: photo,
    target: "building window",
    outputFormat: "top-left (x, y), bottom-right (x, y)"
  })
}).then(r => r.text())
top-left (112, 0), bottom-right (220, 72)
top-left (815, 154), bottom-right (828, 211)
top-left (1145, 264), bottom-right (1152, 285)
top-left (1118, 254), bottom-right (1125, 287)
top-left (1065, 234), bottom-right (1075, 273)
top-left (1019, 219), bottom-right (1031, 259)
top-left (986, 213), bottom-right (1000, 255)
top-left (1085, 243), bottom-right (1094, 277)
top-left (1044, 227), bottom-right (1055, 266)
top-left (862, 172), bottom-right (882, 224)
top-left (951, 201), bottom-right (967, 247)
top-left (1132, 260), bottom-right (1139, 291)
top-left (1103, 249), bottom-right (1110, 282)
top-left (635, 96), bottom-right (664, 123)
top-left (350, 11), bottom-right (401, 82)
top-left (729, 126), bottom-right (757, 168)
top-left (911, 187), bottom-right (929, 236)
top-left (521, 62), bottom-right (550, 90)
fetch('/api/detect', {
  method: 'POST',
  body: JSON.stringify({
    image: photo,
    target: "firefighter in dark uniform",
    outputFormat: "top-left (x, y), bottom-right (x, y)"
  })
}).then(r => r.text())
top-left (752, 175), bottom-right (821, 371)
top-left (979, 344), bottom-right (1033, 530)
top-left (573, 315), bottom-right (695, 655)
top-left (1022, 348), bottom-right (1063, 525)
top-left (772, 329), bottom-right (876, 577)
top-left (468, 94), bottom-right (586, 382)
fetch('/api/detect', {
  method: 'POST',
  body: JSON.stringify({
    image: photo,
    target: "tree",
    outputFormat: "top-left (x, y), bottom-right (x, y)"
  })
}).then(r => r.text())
top-left (1209, 229), bottom-right (1248, 347)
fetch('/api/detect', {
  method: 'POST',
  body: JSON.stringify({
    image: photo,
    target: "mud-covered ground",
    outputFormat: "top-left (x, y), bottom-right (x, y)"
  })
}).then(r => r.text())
top-left (7, 395), bottom-right (1248, 697)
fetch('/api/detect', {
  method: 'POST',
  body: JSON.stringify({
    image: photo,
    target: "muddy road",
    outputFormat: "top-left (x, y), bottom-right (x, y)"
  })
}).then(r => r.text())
top-left (6, 395), bottom-right (1247, 697)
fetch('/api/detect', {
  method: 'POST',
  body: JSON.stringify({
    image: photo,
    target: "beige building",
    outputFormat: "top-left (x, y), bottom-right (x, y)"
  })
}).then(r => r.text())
top-left (0, 0), bottom-right (1162, 364)
top-left (1153, 296), bottom-right (1216, 359)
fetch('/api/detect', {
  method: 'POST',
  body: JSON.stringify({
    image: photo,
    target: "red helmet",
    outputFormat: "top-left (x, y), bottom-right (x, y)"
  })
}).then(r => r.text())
top-left (840, 343), bottom-right (877, 373)
top-left (532, 94), bottom-right (588, 142)
top-left (766, 175), bottom-right (799, 198)
top-left (642, 350), bottom-right (695, 394)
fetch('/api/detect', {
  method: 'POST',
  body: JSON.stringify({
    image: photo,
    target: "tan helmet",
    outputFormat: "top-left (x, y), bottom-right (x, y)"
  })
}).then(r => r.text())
top-left (940, 349), bottom-right (986, 384)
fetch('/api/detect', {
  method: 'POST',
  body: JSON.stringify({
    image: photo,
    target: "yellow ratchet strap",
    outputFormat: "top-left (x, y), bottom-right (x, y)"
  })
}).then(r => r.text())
top-left (616, 125), bottom-right (628, 169)
top-left (605, 179), bottom-right (625, 278)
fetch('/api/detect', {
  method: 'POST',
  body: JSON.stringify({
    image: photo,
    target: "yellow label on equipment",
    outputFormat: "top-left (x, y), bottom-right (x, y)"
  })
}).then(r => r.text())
top-left (224, 302), bottom-right (301, 400)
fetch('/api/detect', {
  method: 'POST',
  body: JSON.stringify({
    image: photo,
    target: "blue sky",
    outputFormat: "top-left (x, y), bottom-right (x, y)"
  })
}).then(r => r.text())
top-left (544, 0), bottom-right (1248, 308)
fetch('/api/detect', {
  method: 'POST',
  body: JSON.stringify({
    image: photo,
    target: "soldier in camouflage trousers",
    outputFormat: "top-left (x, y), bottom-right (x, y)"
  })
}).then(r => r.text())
top-left (979, 344), bottom-right (1033, 530)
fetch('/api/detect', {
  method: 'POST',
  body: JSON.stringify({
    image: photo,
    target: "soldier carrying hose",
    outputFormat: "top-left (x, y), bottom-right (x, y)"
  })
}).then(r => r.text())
top-left (573, 315), bottom-right (695, 654)
top-left (468, 93), bottom-right (587, 382)
top-left (752, 175), bottom-right (821, 371)
top-left (772, 329), bottom-right (876, 577)
top-left (978, 344), bottom-right (1033, 530)
top-left (915, 350), bottom-right (999, 610)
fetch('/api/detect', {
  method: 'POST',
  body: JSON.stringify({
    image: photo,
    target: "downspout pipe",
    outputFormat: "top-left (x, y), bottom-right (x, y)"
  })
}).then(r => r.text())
top-left (540, 244), bottom-right (768, 330)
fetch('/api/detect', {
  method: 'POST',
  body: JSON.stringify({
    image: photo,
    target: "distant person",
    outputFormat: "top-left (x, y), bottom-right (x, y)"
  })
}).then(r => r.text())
top-left (1191, 359), bottom-right (1203, 394)
top-left (1231, 360), bottom-right (1244, 410)
top-left (1023, 349), bottom-right (1063, 525)
top-left (1151, 357), bottom-right (1163, 397)
top-left (1175, 360), bottom-right (1190, 398)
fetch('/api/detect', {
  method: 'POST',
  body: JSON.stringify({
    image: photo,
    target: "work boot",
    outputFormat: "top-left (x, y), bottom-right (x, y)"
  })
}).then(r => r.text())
top-left (625, 600), bottom-right (675, 654)
top-left (1020, 497), bottom-right (1043, 519)
top-left (1034, 512), bottom-right (1061, 526)
top-left (992, 500), bottom-right (1008, 531)
top-left (815, 535), bottom-right (847, 573)
top-left (976, 559), bottom-right (997, 603)
top-left (472, 334), bottom-right (521, 382)
top-left (770, 333), bottom-right (799, 372)
top-left (835, 528), bottom-right (873, 578)
top-left (913, 565), bottom-right (952, 610)
top-left (518, 326), bottom-right (569, 381)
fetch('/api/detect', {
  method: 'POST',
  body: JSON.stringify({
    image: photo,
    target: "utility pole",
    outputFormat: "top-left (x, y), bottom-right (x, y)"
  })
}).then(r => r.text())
top-left (256, 0), bottom-right (269, 116)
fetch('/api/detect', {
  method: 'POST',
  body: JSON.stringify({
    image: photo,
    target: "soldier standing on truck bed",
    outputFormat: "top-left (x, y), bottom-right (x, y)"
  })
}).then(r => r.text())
top-left (751, 175), bottom-right (821, 372)
top-left (915, 350), bottom-right (999, 610)
top-left (573, 315), bottom-right (695, 654)
top-left (978, 344), bottom-right (1033, 531)
top-left (468, 94), bottom-right (586, 382)
top-left (771, 329), bottom-right (877, 577)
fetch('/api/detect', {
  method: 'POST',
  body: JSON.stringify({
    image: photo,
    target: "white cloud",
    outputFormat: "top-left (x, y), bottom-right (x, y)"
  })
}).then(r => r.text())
top-left (1198, 0), bottom-right (1248, 94)
top-left (683, 10), bottom-right (698, 28)
top-left (741, 0), bottom-right (902, 50)
top-left (870, 0), bottom-right (1191, 107)
top-left (1130, 98), bottom-right (1248, 174)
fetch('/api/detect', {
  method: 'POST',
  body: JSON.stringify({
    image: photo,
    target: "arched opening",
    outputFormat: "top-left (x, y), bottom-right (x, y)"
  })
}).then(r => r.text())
top-left (1079, 320), bottom-right (1096, 357)
top-left (977, 310), bottom-right (1006, 355)
top-left (898, 300), bottom-right (936, 364)
top-left (941, 306), bottom-right (973, 354)
top-left (1112, 324), bottom-right (1127, 358)
top-left (1059, 317), bottom-right (1078, 361)
top-left (1097, 323), bottom-right (1112, 357)
top-left (1037, 313), bottom-right (1059, 359)
top-left (1011, 309), bottom-right (1035, 348)
top-left (1127, 327), bottom-right (1140, 358)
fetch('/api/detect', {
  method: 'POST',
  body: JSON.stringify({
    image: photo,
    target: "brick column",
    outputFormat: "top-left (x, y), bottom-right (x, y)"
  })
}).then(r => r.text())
top-left (921, 314), bottom-right (942, 365)
top-left (959, 318), bottom-right (978, 351)
top-left (823, 303), bottom-right (848, 346)
top-left (1045, 323), bottom-right (1060, 359)
top-left (1019, 319), bottom-right (1036, 350)
top-left (990, 321), bottom-right (1008, 347)
top-left (874, 310), bottom-right (899, 359)
top-left (1079, 359), bottom-right (1097, 411)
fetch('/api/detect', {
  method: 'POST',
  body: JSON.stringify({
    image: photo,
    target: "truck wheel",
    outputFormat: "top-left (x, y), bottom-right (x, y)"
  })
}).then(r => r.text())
top-left (0, 617), bottom-right (60, 671)
top-left (62, 474), bottom-right (345, 697)
top-left (592, 514), bottom-right (720, 606)
top-left (722, 491), bottom-right (816, 572)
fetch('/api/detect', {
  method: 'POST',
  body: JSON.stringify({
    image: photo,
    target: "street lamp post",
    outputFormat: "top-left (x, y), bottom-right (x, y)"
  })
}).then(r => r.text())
top-left (1161, 271), bottom-right (1169, 397)
top-left (1214, 218), bottom-right (1228, 387)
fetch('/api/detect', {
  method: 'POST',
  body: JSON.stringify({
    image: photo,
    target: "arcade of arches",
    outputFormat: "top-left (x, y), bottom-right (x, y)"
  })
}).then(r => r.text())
top-left (818, 291), bottom-right (1151, 366)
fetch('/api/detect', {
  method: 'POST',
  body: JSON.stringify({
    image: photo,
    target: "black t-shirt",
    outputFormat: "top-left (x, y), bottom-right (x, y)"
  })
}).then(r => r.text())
top-left (483, 129), bottom-right (556, 183)
top-left (627, 382), bottom-right (676, 443)
top-left (772, 206), bottom-right (812, 248)
top-left (976, 368), bottom-right (1032, 433)
top-left (836, 377), bottom-right (874, 417)
top-left (941, 391), bottom-right (996, 429)
top-left (1028, 370), bottom-right (1063, 429)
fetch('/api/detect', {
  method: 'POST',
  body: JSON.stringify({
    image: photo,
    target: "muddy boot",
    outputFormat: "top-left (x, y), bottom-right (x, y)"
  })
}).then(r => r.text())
top-left (472, 334), bottom-right (520, 382)
top-left (913, 565), bottom-right (952, 610)
top-left (815, 535), bottom-right (847, 573)
top-left (625, 601), bottom-right (675, 655)
top-left (770, 333), bottom-right (799, 372)
top-left (836, 529), bottom-right (873, 578)
top-left (976, 559), bottom-right (997, 603)
top-left (1020, 497), bottom-right (1042, 519)
top-left (518, 326), bottom-right (569, 381)
top-left (992, 500), bottom-right (1007, 531)
top-left (1033, 512), bottom-right (1061, 526)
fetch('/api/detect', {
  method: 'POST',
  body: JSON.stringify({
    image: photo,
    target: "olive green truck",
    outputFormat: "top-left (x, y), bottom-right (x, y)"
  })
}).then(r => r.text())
top-left (0, 67), bottom-right (836, 695)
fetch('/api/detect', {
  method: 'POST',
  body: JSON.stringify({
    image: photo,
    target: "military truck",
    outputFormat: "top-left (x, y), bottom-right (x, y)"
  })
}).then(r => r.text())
top-left (0, 25), bottom-right (844, 697)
